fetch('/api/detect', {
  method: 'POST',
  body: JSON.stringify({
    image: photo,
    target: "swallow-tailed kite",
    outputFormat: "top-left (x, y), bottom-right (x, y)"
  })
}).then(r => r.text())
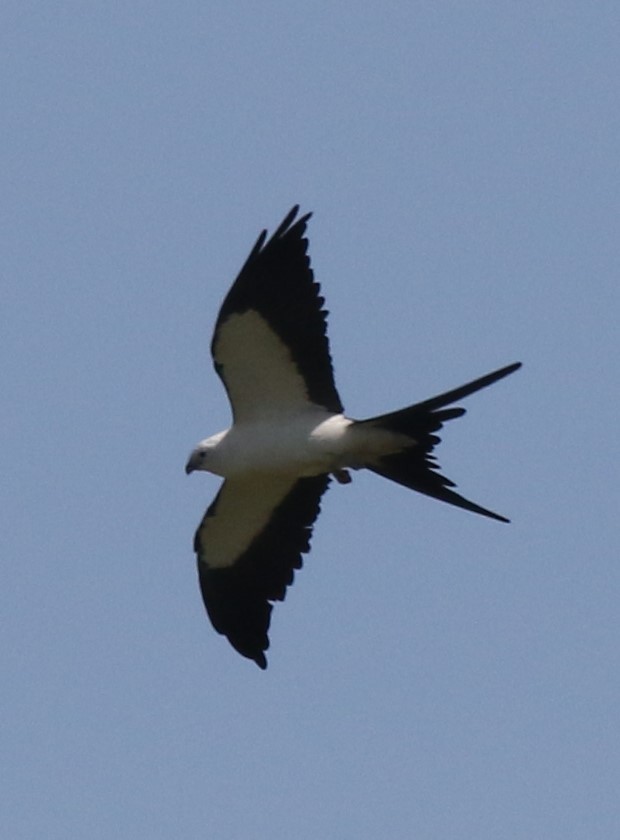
top-left (186, 206), bottom-right (520, 669)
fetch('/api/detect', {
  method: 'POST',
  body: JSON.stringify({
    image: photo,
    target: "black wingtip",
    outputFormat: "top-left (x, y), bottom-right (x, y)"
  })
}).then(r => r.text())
top-left (274, 205), bottom-right (300, 236)
top-left (272, 205), bottom-right (313, 240)
top-left (237, 206), bottom-right (314, 271)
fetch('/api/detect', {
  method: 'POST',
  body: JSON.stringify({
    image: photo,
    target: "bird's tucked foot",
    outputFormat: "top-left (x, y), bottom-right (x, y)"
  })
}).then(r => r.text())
top-left (333, 468), bottom-right (352, 485)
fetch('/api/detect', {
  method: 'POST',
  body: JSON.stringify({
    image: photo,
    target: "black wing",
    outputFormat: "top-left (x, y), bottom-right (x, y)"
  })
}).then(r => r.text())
top-left (211, 207), bottom-right (344, 421)
top-left (195, 474), bottom-right (331, 668)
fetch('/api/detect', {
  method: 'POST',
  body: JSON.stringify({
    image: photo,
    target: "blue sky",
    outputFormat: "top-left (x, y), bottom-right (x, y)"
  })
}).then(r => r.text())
top-left (2, 3), bottom-right (619, 837)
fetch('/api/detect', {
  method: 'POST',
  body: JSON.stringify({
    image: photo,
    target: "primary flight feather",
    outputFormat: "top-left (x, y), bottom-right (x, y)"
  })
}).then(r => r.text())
top-left (186, 207), bottom-right (520, 669)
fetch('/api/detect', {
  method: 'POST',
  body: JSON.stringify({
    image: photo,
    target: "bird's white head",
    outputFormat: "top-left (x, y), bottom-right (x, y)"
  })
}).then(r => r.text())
top-left (185, 431), bottom-right (227, 475)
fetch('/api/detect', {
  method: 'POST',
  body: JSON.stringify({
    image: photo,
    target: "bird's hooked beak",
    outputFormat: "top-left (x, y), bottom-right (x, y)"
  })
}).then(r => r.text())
top-left (185, 444), bottom-right (209, 474)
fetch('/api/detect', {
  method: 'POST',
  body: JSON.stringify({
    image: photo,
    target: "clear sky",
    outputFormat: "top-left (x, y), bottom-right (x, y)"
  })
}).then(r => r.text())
top-left (3, 3), bottom-right (619, 838)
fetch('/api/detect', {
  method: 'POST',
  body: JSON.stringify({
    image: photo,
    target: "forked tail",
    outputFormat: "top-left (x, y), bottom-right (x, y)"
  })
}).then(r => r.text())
top-left (356, 362), bottom-right (521, 522)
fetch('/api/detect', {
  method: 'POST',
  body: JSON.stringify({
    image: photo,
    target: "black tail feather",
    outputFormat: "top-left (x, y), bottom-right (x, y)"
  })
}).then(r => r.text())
top-left (369, 454), bottom-right (510, 522)
top-left (358, 362), bottom-right (521, 523)
top-left (412, 362), bottom-right (522, 413)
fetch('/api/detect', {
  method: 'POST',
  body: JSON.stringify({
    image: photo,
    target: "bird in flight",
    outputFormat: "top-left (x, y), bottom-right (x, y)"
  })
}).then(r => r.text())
top-left (186, 206), bottom-right (521, 669)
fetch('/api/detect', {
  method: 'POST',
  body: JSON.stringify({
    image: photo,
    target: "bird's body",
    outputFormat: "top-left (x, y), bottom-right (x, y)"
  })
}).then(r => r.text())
top-left (186, 206), bottom-right (521, 669)
top-left (187, 412), bottom-right (409, 479)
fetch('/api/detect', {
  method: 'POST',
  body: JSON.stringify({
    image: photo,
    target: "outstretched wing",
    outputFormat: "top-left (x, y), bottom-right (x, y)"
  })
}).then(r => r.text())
top-left (211, 207), bottom-right (344, 422)
top-left (194, 474), bottom-right (330, 669)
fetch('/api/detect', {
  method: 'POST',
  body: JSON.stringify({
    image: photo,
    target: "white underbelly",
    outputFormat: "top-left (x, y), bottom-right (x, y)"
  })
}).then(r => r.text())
top-left (213, 413), bottom-right (408, 478)
top-left (218, 414), bottom-right (349, 477)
